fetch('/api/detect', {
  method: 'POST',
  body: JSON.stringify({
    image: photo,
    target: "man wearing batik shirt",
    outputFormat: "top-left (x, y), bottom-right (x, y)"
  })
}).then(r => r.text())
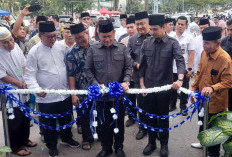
top-left (66, 23), bottom-right (94, 150)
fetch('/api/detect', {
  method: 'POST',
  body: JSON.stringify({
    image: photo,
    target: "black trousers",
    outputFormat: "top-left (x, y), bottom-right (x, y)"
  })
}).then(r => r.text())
top-left (169, 73), bottom-right (189, 110)
top-left (8, 102), bottom-right (30, 151)
top-left (38, 97), bottom-right (73, 150)
top-left (134, 83), bottom-right (146, 131)
top-left (229, 89), bottom-right (232, 111)
top-left (144, 92), bottom-right (171, 145)
top-left (199, 112), bottom-right (221, 157)
top-left (77, 99), bottom-right (94, 143)
top-left (97, 101), bottom-right (125, 151)
top-left (126, 81), bottom-right (137, 120)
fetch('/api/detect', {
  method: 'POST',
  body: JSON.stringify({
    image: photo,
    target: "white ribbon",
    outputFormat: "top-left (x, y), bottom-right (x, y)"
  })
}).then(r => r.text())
top-left (8, 85), bottom-right (194, 96)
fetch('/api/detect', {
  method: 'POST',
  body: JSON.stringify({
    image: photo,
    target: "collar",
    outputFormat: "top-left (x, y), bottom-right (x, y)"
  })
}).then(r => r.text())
top-left (75, 39), bottom-right (94, 49)
top-left (154, 34), bottom-right (168, 43)
top-left (96, 40), bottom-right (118, 48)
top-left (0, 46), bottom-right (11, 53)
top-left (138, 32), bottom-right (150, 38)
top-left (40, 42), bottom-right (54, 49)
top-left (174, 30), bottom-right (187, 38)
top-left (228, 36), bottom-right (232, 41)
top-left (208, 47), bottom-right (221, 60)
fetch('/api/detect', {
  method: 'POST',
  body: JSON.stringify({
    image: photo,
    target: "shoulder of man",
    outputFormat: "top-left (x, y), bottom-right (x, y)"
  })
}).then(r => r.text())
top-left (221, 36), bottom-right (229, 43)
top-left (54, 41), bottom-right (66, 49)
top-left (91, 42), bottom-right (102, 49)
top-left (115, 41), bottom-right (127, 48)
top-left (129, 33), bottom-right (139, 42)
top-left (142, 36), bottom-right (152, 45)
top-left (166, 35), bottom-right (179, 43)
top-left (219, 47), bottom-right (232, 62)
top-left (28, 42), bottom-right (41, 55)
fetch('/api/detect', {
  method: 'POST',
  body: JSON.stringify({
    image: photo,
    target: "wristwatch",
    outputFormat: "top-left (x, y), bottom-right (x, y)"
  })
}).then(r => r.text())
top-left (178, 77), bottom-right (184, 81)
top-left (188, 68), bottom-right (192, 71)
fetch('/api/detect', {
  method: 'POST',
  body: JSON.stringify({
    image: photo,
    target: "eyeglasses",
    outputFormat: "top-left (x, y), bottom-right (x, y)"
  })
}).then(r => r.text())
top-left (42, 34), bottom-right (57, 39)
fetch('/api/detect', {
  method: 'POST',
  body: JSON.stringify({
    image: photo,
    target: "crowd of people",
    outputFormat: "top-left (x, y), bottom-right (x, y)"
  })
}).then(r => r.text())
top-left (0, 5), bottom-right (232, 157)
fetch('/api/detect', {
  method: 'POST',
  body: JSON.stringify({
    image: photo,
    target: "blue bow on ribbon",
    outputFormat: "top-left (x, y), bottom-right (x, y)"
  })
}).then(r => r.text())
top-left (188, 91), bottom-right (210, 121)
top-left (107, 82), bottom-right (123, 132)
top-left (88, 84), bottom-right (102, 137)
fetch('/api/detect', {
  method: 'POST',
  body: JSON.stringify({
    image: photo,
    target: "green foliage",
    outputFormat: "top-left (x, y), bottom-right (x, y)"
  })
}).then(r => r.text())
top-left (223, 138), bottom-right (232, 157)
top-left (198, 111), bottom-right (232, 156)
top-left (125, 0), bottom-right (144, 14)
top-left (73, 2), bottom-right (92, 14)
top-left (0, 146), bottom-right (11, 157)
top-left (198, 127), bottom-right (230, 146)
top-left (1, 0), bottom-right (93, 16)
top-left (211, 116), bottom-right (232, 130)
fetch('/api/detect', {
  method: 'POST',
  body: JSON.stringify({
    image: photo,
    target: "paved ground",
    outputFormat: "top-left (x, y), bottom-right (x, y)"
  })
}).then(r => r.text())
top-left (0, 104), bottom-right (211, 157)
top-left (0, 87), bottom-right (225, 157)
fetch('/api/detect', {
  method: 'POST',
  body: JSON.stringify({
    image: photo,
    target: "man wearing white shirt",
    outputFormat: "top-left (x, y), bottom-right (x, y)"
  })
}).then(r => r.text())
top-left (115, 14), bottom-right (127, 41)
top-left (24, 21), bottom-right (79, 157)
top-left (193, 18), bottom-right (210, 74)
top-left (189, 17), bottom-right (200, 37)
top-left (0, 27), bottom-right (37, 156)
top-left (169, 16), bottom-right (195, 115)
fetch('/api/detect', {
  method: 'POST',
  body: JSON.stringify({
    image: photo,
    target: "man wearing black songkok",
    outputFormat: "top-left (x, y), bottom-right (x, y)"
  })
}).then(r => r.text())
top-left (192, 26), bottom-right (232, 157)
top-left (127, 11), bottom-right (151, 140)
top-left (66, 23), bottom-right (95, 150)
top-left (85, 20), bottom-right (132, 157)
top-left (139, 14), bottom-right (185, 157)
top-left (25, 21), bottom-right (80, 157)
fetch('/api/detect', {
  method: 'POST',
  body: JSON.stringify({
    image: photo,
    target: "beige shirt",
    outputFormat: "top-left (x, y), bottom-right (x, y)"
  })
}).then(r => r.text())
top-left (121, 36), bottom-right (130, 47)
top-left (58, 40), bottom-right (75, 51)
top-left (28, 34), bottom-right (40, 50)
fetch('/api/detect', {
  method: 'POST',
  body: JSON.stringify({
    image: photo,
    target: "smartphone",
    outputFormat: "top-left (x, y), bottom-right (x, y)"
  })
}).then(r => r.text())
top-left (28, 5), bottom-right (41, 12)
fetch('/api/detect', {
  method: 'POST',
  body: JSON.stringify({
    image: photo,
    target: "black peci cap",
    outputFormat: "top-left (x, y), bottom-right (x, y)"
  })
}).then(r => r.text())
top-left (70, 23), bottom-right (86, 34)
top-left (98, 20), bottom-right (114, 33)
top-left (126, 16), bottom-right (135, 25)
top-left (202, 26), bottom-right (222, 41)
top-left (39, 21), bottom-right (56, 33)
top-left (149, 14), bottom-right (165, 25)
top-left (120, 14), bottom-right (127, 19)
top-left (81, 12), bottom-right (90, 18)
top-left (199, 18), bottom-right (210, 26)
top-left (135, 11), bottom-right (148, 21)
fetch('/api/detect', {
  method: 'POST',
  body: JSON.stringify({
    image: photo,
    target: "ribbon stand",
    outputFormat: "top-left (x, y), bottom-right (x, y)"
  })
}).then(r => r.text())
top-left (203, 98), bottom-right (209, 157)
top-left (0, 93), bottom-right (11, 157)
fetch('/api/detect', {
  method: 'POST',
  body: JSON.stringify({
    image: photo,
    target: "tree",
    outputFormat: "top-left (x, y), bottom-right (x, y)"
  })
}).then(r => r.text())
top-left (73, 2), bottom-right (92, 14)
top-left (126, 0), bottom-right (144, 14)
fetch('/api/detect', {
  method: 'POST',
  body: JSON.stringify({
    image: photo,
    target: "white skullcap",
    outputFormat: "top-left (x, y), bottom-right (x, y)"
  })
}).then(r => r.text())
top-left (0, 27), bottom-right (11, 40)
